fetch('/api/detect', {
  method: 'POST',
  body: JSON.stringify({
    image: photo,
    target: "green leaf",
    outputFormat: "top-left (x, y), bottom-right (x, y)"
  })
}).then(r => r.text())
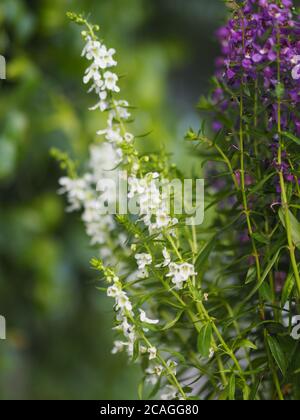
top-left (279, 208), bottom-right (300, 250)
top-left (197, 323), bottom-right (213, 358)
top-left (132, 340), bottom-right (140, 363)
top-left (282, 131), bottom-right (300, 147)
top-left (259, 282), bottom-right (273, 302)
top-left (242, 383), bottom-right (250, 401)
top-left (229, 375), bottom-right (236, 400)
top-left (245, 266), bottom-right (257, 284)
top-left (249, 172), bottom-right (276, 195)
top-left (147, 378), bottom-right (162, 400)
top-left (267, 335), bottom-right (287, 375)
top-left (237, 339), bottom-right (258, 351)
top-left (162, 310), bottom-right (184, 331)
top-left (138, 380), bottom-right (144, 400)
top-left (249, 376), bottom-right (263, 400)
top-left (195, 237), bottom-right (216, 273)
top-left (281, 271), bottom-right (295, 307)
top-left (252, 232), bottom-right (269, 244)
top-left (242, 247), bottom-right (283, 304)
top-left (275, 82), bottom-right (285, 99)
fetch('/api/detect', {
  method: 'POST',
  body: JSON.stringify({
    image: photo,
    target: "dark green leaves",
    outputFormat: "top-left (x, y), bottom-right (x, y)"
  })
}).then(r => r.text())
top-left (282, 131), bottom-right (300, 147)
top-left (279, 208), bottom-right (300, 251)
top-left (195, 236), bottom-right (216, 273)
top-left (197, 323), bottom-right (213, 358)
top-left (267, 335), bottom-right (287, 375)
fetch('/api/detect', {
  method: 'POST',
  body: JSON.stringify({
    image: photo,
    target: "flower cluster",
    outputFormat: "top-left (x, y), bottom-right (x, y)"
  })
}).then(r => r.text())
top-left (57, 13), bottom-right (204, 400)
top-left (56, 7), bottom-right (300, 401)
top-left (58, 144), bottom-right (119, 257)
top-left (167, 262), bottom-right (197, 290)
top-left (106, 271), bottom-right (156, 360)
top-left (135, 253), bottom-right (152, 278)
top-left (215, 0), bottom-right (300, 135)
top-left (128, 173), bottom-right (179, 235)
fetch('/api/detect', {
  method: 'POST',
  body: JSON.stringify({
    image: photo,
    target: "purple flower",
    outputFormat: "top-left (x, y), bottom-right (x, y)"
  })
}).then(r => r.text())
top-left (212, 121), bottom-right (223, 132)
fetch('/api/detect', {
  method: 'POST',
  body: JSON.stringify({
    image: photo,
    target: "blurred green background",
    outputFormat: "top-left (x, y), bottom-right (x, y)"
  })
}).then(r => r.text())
top-left (0, 0), bottom-right (225, 399)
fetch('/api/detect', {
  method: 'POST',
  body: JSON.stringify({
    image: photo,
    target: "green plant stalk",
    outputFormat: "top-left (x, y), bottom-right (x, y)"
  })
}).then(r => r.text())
top-left (264, 330), bottom-right (284, 401)
top-left (129, 315), bottom-right (187, 399)
top-left (252, 80), bottom-right (279, 319)
top-left (167, 235), bottom-right (244, 379)
top-left (239, 93), bottom-right (263, 292)
top-left (276, 28), bottom-right (300, 296)
top-left (198, 301), bottom-right (244, 377)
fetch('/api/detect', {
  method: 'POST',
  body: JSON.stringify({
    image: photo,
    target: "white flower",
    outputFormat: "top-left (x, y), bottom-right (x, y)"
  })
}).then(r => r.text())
top-left (95, 46), bottom-right (117, 69)
top-left (104, 71), bottom-right (120, 92)
top-left (162, 248), bottom-right (171, 266)
top-left (291, 55), bottom-right (300, 65)
top-left (111, 340), bottom-right (126, 355)
top-left (97, 127), bottom-right (123, 144)
top-left (120, 319), bottom-right (135, 338)
top-left (89, 99), bottom-right (108, 112)
top-left (115, 292), bottom-right (133, 313)
top-left (58, 177), bottom-right (90, 211)
top-left (291, 56), bottom-right (300, 80)
top-left (124, 132), bottom-right (134, 143)
top-left (83, 63), bottom-right (102, 85)
top-left (156, 247), bottom-right (171, 268)
top-left (155, 210), bottom-right (172, 229)
top-left (179, 262), bottom-right (197, 280)
top-left (109, 100), bottom-right (131, 121)
top-left (166, 360), bottom-right (178, 376)
top-left (204, 293), bottom-right (209, 302)
top-left (107, 284), bottom-right (122, 298)
top-left (166, 262), bottom-right (197, 289)
top-left (292, 64), bottom-right (300, 80)
top-left (148, 346), bottom-right (157, 360)
top-left (139, 309), bottom-right (159, 325)
top-left (140, 346), bottom-right (148, 355)
top-left (137, 268), bottom-right (149, 279)
top-left (146, 365), bottom-right (164, 384)
top-left (82, 200), bottom-right (103, 223)
top-left (128, 176), bottom-right (146, 198)
top-left (209, 348), bottom-right (215, 359)
top-left (160, 385), bottom-right (178, 401)
top-left (135, 253), bottom-right (152, 270)
top-left (82, 38), bottom-right (101, 60)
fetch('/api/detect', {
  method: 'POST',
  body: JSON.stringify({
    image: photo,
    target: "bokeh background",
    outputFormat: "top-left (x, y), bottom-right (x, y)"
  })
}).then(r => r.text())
top-left (0, 0), bottom-right (225, 399)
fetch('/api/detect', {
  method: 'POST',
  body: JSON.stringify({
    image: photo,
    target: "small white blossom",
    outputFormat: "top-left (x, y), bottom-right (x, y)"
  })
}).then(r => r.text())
top-left (83, 63), bottom-right (102, 85)
top-left (139, 310), bottom-right (159, 325)
top-left (111, 340), bottom-right (126, 355)
top-left (124, 132), bottom-right (134, 143)
top-left (160, 385), bottom-right (178, 401)
top-left (58, 177), bottom-right (91, 211)
top-left (137, 268), bottom-right (149, 279)
top-left (107, 284), bottom-right (122, 298)
top-left (115, 292), bottom-right (133, 313)
top-left (292, 56), bottom-right (300, 80)
top-left (148, 346), bottom-right (157, 360)
top-left (135, 253), bottom-right (152, 269)
top-left (95, 46), bottom-right (117, 69)
top-left (166, 360), bottom-right (178, 376)
top-left (104, 71), bottom-right (120, 92)
top-left (166, 262), bottom-right (197, 289)
top-left (146, 365), bottom-right (164, 384)
top-left (156, 247), bottom-right (171, 268)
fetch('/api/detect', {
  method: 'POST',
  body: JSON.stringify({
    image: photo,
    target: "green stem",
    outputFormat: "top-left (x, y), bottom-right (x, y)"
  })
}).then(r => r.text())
top-left (239, 90), bottom-right (262, 290)
top-left (276, 27), bottom-right (300, 296)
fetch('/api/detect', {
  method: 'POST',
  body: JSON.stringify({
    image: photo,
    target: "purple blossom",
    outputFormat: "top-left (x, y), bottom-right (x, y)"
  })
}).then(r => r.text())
top-left (212, 0), bottom-right (300, 195)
